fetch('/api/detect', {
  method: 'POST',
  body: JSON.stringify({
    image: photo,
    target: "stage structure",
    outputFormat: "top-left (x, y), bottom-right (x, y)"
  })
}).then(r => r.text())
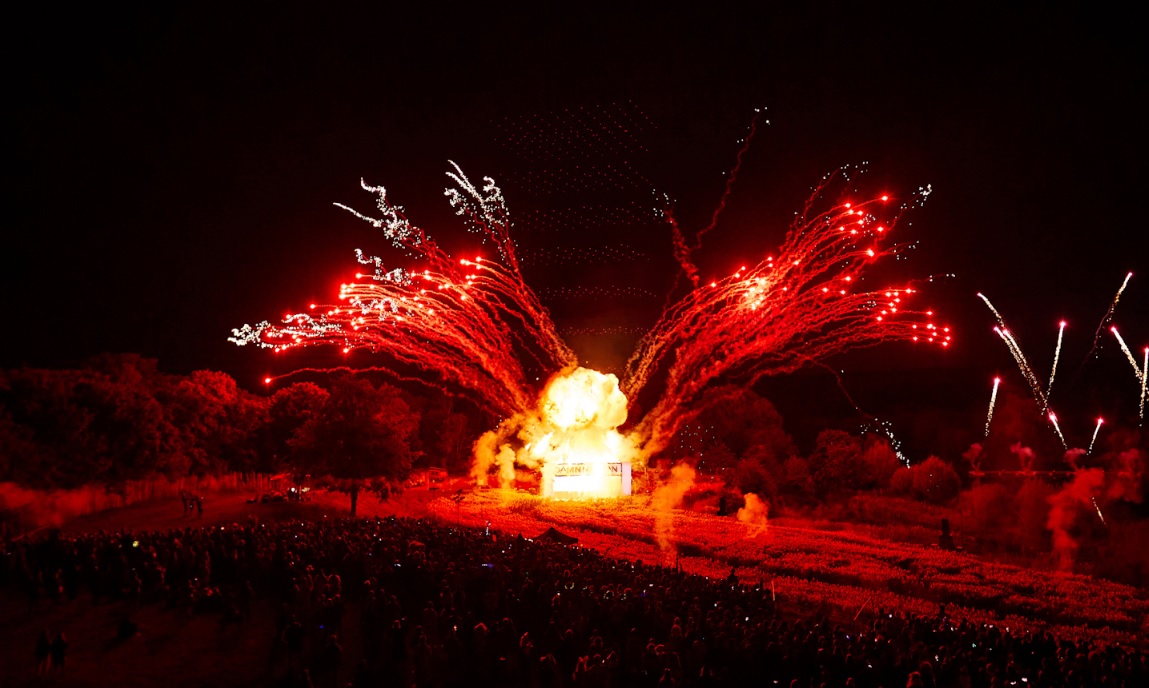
top-left (543, 461), bottom-right (632, 499)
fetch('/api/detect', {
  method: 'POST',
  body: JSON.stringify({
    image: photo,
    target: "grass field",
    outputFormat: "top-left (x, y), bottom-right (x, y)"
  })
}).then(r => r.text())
top-left (2, 484), bottom-right (1146, 686)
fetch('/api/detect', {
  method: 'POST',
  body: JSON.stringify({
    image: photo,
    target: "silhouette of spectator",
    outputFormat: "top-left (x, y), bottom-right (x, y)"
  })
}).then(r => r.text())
top-left (50, 631), bottom-right (67, 673)
top-left (35, 629), bottom-right (52, 675)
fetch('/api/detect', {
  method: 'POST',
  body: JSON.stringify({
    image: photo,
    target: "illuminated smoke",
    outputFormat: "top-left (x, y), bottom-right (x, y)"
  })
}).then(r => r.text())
top-left (1047, 469), bottom-right (1104, 572)
top-left (1064, 447), bottom-right (1086, 471)
top-left (985, 377), bottom-right (1000, 436)
top-left (736, 492), bottom-right (769, 537)
top-left (962, 443), bottom-right (984, 472)
top-left (1108, 448), bottom-right (1145, 504)
top-left (472, 367), bottom-right (640, 497)
top-left (1010, 442), bottom-right (1036, 473)
top-left (652, 462), bottom-right (696, 564)
top-left (1047, 449), bottom-right (1144, 572)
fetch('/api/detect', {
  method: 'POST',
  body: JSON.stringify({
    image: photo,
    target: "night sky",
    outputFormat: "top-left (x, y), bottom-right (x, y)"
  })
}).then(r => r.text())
top-left (6, 4), bottom-right (1146, 453)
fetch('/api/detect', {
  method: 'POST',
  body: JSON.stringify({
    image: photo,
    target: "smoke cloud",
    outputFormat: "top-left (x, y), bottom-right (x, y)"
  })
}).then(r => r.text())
top-left (736, 492), bottom-right (769, 537)
top-left (470, 367), bottom-right (642, 496)
top-left (1046, 468), bottom-right (1104, 572)
top-left (652, 462), bottom-right (696, 564)
top-left (963, 443), bottom-right (983, 471)
top-left (1063, 447), bottom-right (1086, 472)
top-left (1010, 442), bottom-right (1035, 472)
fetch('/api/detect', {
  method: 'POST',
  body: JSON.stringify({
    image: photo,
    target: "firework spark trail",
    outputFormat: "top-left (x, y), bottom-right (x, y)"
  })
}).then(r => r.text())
top-left (1110, 327), bottom-right (1144, 383)
top-left (985, 376), bottom-right (1000, 437)
top-left (1088, 272), bottom-right (1132, 358)
top-left (625, 170), bottom-right (948, 454)
top-left (1142, 347), bottom-right (1148, 423)
top-left (1088, 417), bottom-right (1104, 455)
top-left (234, 162), bottom-right (946, 472)
top-left (1092, 497), bottom-right (1106, 526)
top-left (231, 163), bottom-right (576, 418)
top-left (1048, 411), bottom-right (1068, 450)
top-left (670, 110), bottom-right (763, 291)
top-left (980, 293), bottom-right (1050, 411)
top-left (1048, 320), bottom-right (1066, 398)
top-left (993, 325), bottom-right (1049, 411)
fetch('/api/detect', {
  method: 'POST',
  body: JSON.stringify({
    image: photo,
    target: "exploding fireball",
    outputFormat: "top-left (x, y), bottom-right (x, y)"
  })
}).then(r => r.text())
top-left (473, 367), bottom-right (639, 499)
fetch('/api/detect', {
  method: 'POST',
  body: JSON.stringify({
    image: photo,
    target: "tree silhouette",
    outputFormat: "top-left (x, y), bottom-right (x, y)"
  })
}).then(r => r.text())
top-left (290, 376), bottom-right (419, 515)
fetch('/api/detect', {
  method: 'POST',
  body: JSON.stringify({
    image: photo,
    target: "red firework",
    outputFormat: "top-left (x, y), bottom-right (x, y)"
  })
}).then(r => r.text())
top-left (625, 169), bottom-right (947, 454)
top-left (233, 164), bottom-right (947, 454)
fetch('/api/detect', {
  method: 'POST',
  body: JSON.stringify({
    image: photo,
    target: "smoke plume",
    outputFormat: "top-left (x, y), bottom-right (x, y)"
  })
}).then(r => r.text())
top-left (962, 443), bottom-right (983, 472)
top-left (736, 492), bottom-right (769, 537)
top-left (1010, 442), bottom-right (1035, 472)
top-left (652, 462), bottom-right (696, 564)
top-left (1046, 468), bottom-right (1104, 572)
top-left (1063, 447), bottom-right (1086, 471)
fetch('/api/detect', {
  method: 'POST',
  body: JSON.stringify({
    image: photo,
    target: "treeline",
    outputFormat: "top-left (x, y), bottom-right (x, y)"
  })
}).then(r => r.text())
top-left (673, 385), bottom-right (963, 507)
top-left (0, 354), bottom-right (479, 491)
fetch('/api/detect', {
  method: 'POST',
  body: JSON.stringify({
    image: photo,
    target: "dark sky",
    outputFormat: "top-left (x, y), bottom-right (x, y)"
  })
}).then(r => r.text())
top-left (5, 3), bottom-right (1146, 450)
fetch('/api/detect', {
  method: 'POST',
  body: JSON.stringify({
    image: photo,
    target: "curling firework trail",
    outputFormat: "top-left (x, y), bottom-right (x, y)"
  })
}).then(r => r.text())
top-left (985, 376), bottom-right (1000, 437)
top-left (231, 163), bottom-right (576, 419)
top-left (233, 163), bottom-right (948, 475)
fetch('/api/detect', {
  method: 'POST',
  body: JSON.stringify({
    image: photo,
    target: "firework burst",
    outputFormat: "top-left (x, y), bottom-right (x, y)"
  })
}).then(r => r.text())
top-left (625, 170), bottom-right (948, 454)
top-left (234, 163), bottom-right (947, 488)
top-left (230, 163), bottom-right (576, 419)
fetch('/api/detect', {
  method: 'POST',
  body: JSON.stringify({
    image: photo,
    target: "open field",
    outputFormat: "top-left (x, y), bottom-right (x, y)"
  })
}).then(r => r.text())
top-left (3, 484), bottom-right (1146, 686)
top-left (428, 487), bottom-right (1149, 646)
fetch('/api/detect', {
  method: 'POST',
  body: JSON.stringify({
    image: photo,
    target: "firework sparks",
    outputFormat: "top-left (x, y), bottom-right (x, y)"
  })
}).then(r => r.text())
top-left (1088, 417), bottom-right (1104, 455)
top-left (1092, 497), bottom-right (1106, 526)
top-left (1142, 347), bottom-right (1148, 424)
top-left (1110, 326), bottom-right (1144, 383)
top-left (1047, 410), bottom-right (1068, 450)
top-left (1089, 272), bottom-right (1132, 358)
top-left (626, 170), bottom-right (948, 454)
top-left (1048, 320), bottom-right (1066, 398)
top-left (230, 163), bottom-right (576, 419)
top-left (980, 293), bottom-right (1050, 412)
top-left (234, 163), bottom-right (947, 491)
top-left (985, 376), bottom-right (1000, 437)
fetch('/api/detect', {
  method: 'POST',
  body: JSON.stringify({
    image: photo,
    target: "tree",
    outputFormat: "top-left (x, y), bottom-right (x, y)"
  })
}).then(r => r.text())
top-left (859, 436), bottom-right (901, 489)
top-left (672, 385), bottom-right (794, 485)
top-left (261, 382), bottom-right (330, 473)
top-left (890, 456), bottom-right (961, 504)
top-left (415, 396), bottom-right (475, 473)
top-left (290, 376), bottom-right (419, 515)
top-left (807, 429), bottom-right (865, 496)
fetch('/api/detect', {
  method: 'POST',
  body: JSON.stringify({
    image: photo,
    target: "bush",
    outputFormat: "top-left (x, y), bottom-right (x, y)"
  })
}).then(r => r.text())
top-left (733, 456), bottom-right (778, 501)
top-left (860, 437), bottom-right (901, 489)
top-left (807, 430), bottom-right (864, 494)
top-left (891, 456), bottom-right (961, 504)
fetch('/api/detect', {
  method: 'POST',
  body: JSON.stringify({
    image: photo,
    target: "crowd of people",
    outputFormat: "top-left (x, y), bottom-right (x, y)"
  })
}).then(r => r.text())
top-left (3, 515), bottom-right (1146, 687)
